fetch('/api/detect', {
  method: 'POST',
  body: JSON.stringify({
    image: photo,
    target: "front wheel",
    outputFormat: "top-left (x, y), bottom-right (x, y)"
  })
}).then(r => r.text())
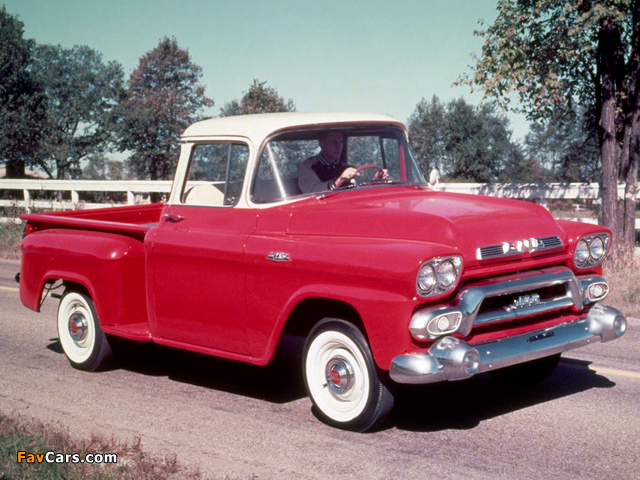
top-left (57, 291), bottom-right (113, 371)
top-left (303, 319), bottom-right (394, 432)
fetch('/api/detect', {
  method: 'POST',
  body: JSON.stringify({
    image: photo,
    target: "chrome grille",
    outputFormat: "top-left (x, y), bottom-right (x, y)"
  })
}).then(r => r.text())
top-left (474, 282), bottom-right (572, 326)
top-left (538, 236), bottom-right (563, 248)
top-left (477, 235), bottom-right (563, 260)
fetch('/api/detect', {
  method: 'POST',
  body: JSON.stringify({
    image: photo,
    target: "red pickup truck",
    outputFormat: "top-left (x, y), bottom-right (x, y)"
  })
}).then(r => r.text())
top-left (19, 112), bottom-right (627, 432)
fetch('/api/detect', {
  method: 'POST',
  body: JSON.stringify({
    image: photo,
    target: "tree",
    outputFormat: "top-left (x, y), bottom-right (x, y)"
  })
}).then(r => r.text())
top-left (407, 96), bottom-right (447, 174)
top-left (220, 79), bottom-right (295, 116)
top-left (82, 154), bottom-right (125, 180)
top-left (0, 6), bottom-right (45, 178)
top-left (459, 0), bottom-right (640, 258)
top-left (117, 37), bottom-right (213, 180)
top-left (408, 96), bottom-right (522, 182)
top-left (29, 44), bottom-right (124, 179)
top-left (525, 108), bottom-right (601, 183)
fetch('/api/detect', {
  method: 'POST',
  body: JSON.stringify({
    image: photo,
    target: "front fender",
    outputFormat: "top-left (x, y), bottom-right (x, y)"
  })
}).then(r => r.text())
top-left (244, 235), bottom-right (459, 369)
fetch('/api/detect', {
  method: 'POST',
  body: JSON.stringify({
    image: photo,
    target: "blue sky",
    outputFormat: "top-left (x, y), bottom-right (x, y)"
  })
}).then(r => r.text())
top-left (4, 0), bottom-right (529, 138)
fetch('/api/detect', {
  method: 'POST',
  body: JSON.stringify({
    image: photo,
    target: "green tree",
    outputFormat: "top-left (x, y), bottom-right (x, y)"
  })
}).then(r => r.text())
top-left (408, 96), bottom-right (522, 182)
top-left (0, 6), bottom-right (45, 178)
top-left (459, 0), bottom-right (640, 258)
top-left (117, 37), bottom-right (213, 180)
top-left (525, 108), bottom-right (601, 183)
top-left (499, 141), bottom-right (549, 183)
top-left (220, 79), bottom-right (295, 116)
top-left (29, 44), bottom-right (124, 179)
top-left (407, 96), bottom-right (447, 174)
top-left (445, 99), bottom-right (515, 182)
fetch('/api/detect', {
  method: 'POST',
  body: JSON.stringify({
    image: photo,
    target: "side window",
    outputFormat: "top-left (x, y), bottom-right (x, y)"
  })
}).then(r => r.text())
top-left (252, 139), bottom-right (317, 203)
top-left (182, 143), bottom-right (249, 206)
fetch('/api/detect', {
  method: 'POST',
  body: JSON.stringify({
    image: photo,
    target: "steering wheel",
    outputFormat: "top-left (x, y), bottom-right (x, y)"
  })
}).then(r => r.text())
top-left (351, 164), bottom-right (385, 186)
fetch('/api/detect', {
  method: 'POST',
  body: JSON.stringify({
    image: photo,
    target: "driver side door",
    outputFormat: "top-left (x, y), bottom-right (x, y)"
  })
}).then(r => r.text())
top-left (149, 142), bottom-right (256, 356)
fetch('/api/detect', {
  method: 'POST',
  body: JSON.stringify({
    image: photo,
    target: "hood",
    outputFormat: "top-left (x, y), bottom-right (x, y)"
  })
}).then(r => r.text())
top-left (286, 186), bottom-right (566, 260)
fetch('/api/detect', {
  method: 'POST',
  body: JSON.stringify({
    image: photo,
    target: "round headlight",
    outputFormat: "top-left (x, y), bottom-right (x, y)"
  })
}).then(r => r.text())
top-left (574, 239), bottom-right (590, 265)
top-left (436, 260), bottom-right (456, 287)
top-left (417, 265), bottom-right (436, 293)
top-left (590, 236), bottom-right (605, 260)
top-left (416, 255), bottom-right (463, 297)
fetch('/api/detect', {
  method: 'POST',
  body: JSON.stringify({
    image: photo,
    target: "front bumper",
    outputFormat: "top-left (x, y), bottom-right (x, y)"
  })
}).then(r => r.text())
top-left (389, 303), bottom-right (627, 384)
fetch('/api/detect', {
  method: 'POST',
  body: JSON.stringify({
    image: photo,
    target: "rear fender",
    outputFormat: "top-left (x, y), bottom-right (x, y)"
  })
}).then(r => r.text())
top-left (20, 229), bottom-right (148, 328)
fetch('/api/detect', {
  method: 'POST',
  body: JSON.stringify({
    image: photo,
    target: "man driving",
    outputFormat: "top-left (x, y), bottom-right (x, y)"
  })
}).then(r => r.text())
top-left (298, 131), bottom-right (388, 193)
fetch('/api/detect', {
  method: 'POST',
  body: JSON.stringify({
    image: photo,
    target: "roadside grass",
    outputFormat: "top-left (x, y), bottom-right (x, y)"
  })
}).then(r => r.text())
top-left (0, 222), bottom-right (22, 260)
top-left (0, 411), bottom-right (207, 479)
top-left (603, 257), bottom-right (640, 317)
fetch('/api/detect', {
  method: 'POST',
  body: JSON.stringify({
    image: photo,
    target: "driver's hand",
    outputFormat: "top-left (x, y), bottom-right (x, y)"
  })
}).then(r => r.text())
top-left (334, 167), bottom-right (359, 188)
top-left (373, 169), bottom-right (389, 181)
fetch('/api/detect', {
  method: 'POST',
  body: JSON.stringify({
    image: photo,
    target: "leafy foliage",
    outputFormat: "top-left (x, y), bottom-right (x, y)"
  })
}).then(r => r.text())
top-left (0, 6), bottom-right (45, 178)
top-left (525, 107), bottom-right (601, 183)
top-left (407, 96), bottom-right (447, 174)
top-left (459, 0), bottom-right (640, 258)
top-left (29, 44), bottom-right (124, 179)
top-left (220, 79), bottom-right (295, 116)
top-left (408, 96), bottom-right (527, 182)
top-left (117, 37), bottom-right (213, 180)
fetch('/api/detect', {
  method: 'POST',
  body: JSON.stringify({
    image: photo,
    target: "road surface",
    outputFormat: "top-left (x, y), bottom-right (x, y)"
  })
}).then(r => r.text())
top-left (1, 259), bottom-right (638, 479)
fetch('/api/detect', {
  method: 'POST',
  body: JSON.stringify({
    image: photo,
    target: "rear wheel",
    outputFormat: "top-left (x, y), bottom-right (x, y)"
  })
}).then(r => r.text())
top-left (303, 318), bottom-right (394, 432)
top-left (490, 353), bottom-right (561, 386)
top-left (57, 291), bottom-right (113, 371)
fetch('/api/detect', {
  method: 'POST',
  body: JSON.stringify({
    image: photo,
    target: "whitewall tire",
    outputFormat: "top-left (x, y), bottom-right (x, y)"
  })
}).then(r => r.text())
top-left (57, 291), bottom-right (112, 371)
top-left (303, 318), bottom-right (394, 432)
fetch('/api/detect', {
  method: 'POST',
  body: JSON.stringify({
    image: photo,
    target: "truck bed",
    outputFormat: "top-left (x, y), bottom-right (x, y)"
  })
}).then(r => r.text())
top-left (20, 203), bottom-right (163, 239)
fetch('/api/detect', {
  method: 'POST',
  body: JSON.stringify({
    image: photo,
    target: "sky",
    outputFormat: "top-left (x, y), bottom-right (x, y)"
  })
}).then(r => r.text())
top-left (3, 0), bottom-right (530, 139)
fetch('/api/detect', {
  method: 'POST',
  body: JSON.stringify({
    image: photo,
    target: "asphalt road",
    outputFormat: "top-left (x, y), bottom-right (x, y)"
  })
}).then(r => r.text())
top-left (1, 258), bottom-right (639, 479)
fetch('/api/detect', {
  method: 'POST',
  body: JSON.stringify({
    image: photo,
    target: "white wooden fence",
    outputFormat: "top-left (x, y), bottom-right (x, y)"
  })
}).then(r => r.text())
top-left (0, 179), bottom-right (173, 212)
top-left (0, 179), bottom-right (637, 225)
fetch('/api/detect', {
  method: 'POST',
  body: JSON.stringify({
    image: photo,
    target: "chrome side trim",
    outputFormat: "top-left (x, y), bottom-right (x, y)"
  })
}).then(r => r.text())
top-left (410, 267), bottom-right (605, 339)
top-left (391, 304), bottom-right (626, 384)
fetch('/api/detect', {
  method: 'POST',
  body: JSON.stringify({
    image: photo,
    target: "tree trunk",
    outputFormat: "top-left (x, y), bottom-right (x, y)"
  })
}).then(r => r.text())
top-left (598, 16), bottom-right (624, 257)
top-left (4, 159), bottom-right (25, 178)
top-left (620, 1), bottom-right (640, 259)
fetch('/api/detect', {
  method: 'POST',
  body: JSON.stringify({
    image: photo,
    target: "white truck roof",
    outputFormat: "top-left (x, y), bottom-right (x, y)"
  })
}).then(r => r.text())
top-left (181, 112), bottom-right (406, 144)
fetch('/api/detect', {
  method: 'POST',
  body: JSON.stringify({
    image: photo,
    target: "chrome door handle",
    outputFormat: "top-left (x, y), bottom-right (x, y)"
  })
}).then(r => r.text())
top-left (163, 213), bottom-right (184, 221)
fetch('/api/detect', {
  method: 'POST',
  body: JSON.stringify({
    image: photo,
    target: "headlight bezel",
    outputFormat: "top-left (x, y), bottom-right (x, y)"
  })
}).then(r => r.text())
top-left (573, 232), bottom-right (611, 269)
top-left (416, 255), bottom-right (463, 297)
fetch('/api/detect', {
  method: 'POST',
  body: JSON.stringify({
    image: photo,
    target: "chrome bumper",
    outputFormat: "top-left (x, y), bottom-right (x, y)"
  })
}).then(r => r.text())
top-left (389, 303), bottom-right (627, 384)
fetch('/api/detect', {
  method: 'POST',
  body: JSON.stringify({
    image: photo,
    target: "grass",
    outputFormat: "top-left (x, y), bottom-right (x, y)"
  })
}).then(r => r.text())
top-left (0, 411), bottom-right (204, 479)
top-left (603, 257), bottom-right (640, 317)
top-left (0, 221), bottom-right (22, 260)
top-left (0, 411), bottom-right (265, 480)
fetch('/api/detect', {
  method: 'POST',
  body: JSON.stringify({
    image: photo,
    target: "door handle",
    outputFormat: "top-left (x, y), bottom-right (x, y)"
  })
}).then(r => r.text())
top-left (163, 213), bottom-right (184, 221)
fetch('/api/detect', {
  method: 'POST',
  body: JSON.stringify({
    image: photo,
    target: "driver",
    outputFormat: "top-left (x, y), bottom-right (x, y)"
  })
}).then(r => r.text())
top-left (298, 131), bottom-right (388, 193)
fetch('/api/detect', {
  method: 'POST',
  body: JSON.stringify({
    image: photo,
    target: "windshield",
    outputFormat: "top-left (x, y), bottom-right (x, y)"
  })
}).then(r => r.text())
top-left (251, 127), bottom-right (427, 203)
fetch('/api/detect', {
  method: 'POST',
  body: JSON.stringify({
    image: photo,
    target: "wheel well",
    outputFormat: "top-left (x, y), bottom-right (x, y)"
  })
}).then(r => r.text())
top-left (42, 279), bottom-right (90, 305)
top-left (61, 280), bottom-right (90, 297)
top-left (282, 298), bottom-right (366, 339)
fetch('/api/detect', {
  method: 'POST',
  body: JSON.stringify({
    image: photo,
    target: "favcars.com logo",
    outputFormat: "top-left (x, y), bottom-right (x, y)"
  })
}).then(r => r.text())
top-left (17, 451), bottom-right (117, 464)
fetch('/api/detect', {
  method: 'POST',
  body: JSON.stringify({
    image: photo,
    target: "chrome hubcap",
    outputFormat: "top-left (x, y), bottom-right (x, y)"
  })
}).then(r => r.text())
top-left (68, 312), bottom-right (88, 342)
top-left (326, 358), bottom-right (354, 395)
